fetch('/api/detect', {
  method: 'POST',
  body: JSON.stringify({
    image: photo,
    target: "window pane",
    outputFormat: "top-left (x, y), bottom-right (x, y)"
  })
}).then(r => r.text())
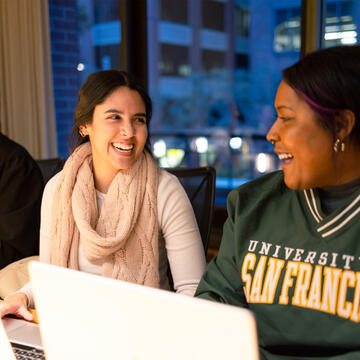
top-left (49, 0), bottom-right (121, 158)
top-left (274, 8), bottom-right (301, 52)
top-left (50, 0), bottom-right (302, 206)
top-left (159, 44), bottom-right (190, 76)
top-left (202, 0), bottom-right (225, 31)
top-left (324, 0), bottom-right (358, 47)
top-left (234, 6), bottom-right (249, 37)
top-left (235, 53), bottom-right (249, 69)
top-left (93, 0), bottom-right (119, 22)
top-left (202, 49), bottom-right (225, 71)
top-left (161, 0), bottom-right (188, 24)
top-left (147, 0), bottom-right (301, 205)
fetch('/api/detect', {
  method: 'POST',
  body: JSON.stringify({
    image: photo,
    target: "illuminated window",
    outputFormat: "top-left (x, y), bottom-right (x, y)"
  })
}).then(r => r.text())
top-left (274, 8), bottom-right (301, 52)
top-left (325, 1), bottom-right (357, 46)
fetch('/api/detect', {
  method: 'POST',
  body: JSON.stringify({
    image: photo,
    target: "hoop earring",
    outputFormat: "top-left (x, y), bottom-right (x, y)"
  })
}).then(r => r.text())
top-left (333, 138), bottom-right (345, 153)
top-left (79, 129), bottom-right (86, 138)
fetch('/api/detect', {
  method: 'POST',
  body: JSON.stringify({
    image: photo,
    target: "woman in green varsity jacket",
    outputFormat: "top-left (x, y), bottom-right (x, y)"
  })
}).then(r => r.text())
top-left (195, 45), bottom-right (360, 360)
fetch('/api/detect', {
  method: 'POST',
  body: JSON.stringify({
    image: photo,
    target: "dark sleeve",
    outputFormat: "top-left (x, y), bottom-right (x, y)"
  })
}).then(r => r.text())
top-left (0, 146), bottom-right (43, 268)
top-left (195, 191), bottom-right (248, 307)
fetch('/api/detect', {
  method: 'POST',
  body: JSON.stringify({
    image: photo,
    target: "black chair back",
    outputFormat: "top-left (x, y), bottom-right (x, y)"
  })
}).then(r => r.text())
top-left (36, 158), bottom-right (65, 185)
top-left (166, 166), bottom-right (216, 255)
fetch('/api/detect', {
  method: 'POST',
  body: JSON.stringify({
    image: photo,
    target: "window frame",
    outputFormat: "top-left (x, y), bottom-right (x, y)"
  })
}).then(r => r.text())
top-left (121, 0), bottom-right (325, 91)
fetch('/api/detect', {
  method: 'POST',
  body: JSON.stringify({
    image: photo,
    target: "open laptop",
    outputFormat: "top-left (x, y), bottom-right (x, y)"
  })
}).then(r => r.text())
top-left (0, 317), bottom-right (44, 359)
top-left (6, 261), bottom-right (260, 360)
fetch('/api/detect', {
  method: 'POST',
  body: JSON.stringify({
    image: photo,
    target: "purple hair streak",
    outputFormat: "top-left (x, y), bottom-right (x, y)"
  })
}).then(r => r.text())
top-left (292, 87), bottom-right (343, 140)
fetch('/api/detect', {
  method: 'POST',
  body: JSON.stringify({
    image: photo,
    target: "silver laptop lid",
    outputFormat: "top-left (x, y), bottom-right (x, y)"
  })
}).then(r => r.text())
top-left (2, 317), bottom-right (43, 350)
top-left (29, 261), bottom-right (259, 360)
top-left (0, 319), bottom-right (16, 360)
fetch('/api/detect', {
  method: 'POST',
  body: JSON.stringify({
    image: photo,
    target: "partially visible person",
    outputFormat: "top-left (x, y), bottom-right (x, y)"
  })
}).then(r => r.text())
top-left (0, 70), bottom-right (206, 321)
top-left (0, 132), bottom-right (43, 270)
top-left (196, 45), bottom-right (360, 359)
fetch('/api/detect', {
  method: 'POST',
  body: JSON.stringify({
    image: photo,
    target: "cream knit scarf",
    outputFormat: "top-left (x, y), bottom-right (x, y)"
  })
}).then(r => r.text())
top-left (50, 142), bottom-right (160, 288)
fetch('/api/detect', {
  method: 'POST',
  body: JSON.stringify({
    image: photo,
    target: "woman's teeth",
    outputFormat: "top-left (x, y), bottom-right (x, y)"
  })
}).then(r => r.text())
top-left (278, 153), bottom-right (293, 160)
top-left (112, 143), bottom-right (134, 152)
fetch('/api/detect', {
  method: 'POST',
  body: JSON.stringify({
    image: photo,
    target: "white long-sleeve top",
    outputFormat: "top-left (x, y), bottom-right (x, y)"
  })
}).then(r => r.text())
top-left (21, 169), bottom-right (206, 306)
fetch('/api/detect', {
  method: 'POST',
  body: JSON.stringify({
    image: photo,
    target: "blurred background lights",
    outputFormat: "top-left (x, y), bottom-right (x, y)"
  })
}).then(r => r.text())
top-left (256, 153), bottom-right (272, 173)
top-left (166, 149), bottom-right (185, 167)
top-left (229, 137), bottom-right (242, 150)
top-left (241, 140), bottom-right (250, 154)
top-left (77, 62), bottom-right (85, 71)
top-left (195, 137), bottom-right (208, 153)
top-left (153, 139), bottom-right (167, 158)
top-left (325, 30), bottom-right (357, 45)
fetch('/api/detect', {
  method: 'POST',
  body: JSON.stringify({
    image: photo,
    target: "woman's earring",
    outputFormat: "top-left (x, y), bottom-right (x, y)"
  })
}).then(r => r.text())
top-left (333, 138), bottom-right (345, 153)
top-left (79, 129), bottom-right (86, 138)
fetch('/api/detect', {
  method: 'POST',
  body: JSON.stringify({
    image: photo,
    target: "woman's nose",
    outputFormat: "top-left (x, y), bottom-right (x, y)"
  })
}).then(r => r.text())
top-left (266, 121), bottom-right (278, 144)
top-left (120, 121), bottom-right (135, 137)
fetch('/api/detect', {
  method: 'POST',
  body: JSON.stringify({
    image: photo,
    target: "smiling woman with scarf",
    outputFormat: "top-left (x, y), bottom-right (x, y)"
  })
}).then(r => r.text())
top-left (0, 70), bottom-right (206, 321)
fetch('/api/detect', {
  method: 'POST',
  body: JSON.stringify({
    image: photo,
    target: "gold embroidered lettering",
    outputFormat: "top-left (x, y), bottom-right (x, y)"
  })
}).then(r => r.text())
top-left (250, 256), bottom-right (267, 302)
top-left (321, 267), bottom-right (341, 314)
top-left (242, 253), bottom-right (256, 300)
top-left (279, 262), bottom-right (298, 305)
top-left (260, 258), bottom-right (285, 303)
top-left (337, 271), bottom-right (355, 319)
top-left (307, 265), bottom-right (322, 310)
